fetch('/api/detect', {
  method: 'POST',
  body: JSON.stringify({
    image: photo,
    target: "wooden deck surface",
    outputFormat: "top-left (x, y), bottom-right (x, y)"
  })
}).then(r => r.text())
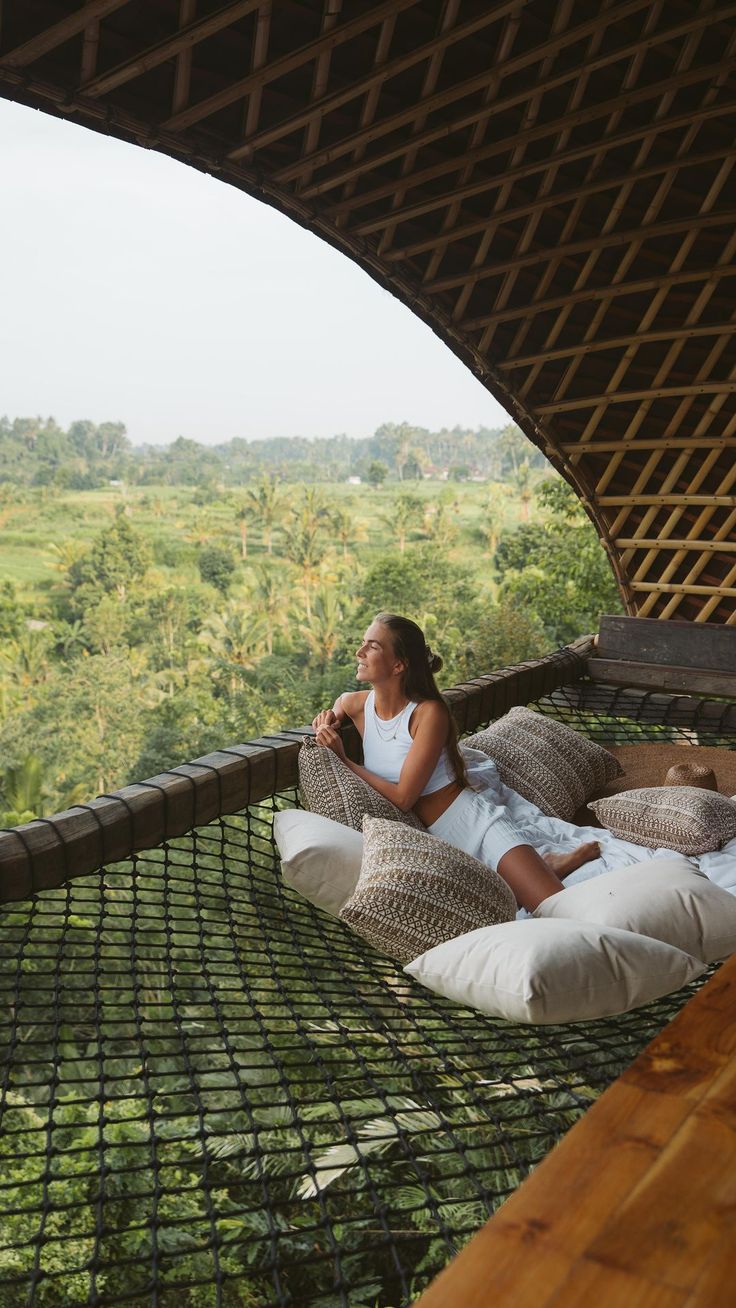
top-left (414, 954), bottom-right (736, 1308)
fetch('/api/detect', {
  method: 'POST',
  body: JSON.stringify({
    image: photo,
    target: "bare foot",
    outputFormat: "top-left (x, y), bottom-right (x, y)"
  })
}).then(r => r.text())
top-left (545, 841), bottom-right (600, 879)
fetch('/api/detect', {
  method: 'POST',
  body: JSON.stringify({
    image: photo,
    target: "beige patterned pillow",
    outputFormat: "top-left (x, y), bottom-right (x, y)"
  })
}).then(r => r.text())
top-left (589, 787), bottom-right (736, 856)
top-left (339, 816), bottom-right (517, 965)
top-left (463, 706), bottom-right (622, 821)
top-left (298, 739), bottom-right (423, 832)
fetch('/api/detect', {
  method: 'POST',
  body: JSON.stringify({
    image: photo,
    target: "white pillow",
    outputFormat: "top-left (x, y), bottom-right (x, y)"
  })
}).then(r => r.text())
top-left (534, 856), bottom-right (736, 964)
top-left (273, 809), bottom-right (363, 916)
top-left (404, 919), bottom-right (705, 1024)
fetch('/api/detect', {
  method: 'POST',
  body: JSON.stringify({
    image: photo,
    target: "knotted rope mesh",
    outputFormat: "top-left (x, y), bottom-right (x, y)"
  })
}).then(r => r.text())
top-left (1, 677), bottom-right (730, 1307)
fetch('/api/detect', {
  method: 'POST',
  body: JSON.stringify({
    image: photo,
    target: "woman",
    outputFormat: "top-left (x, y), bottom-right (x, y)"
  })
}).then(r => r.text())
top-left (312, 612), bottom-right (599, 913)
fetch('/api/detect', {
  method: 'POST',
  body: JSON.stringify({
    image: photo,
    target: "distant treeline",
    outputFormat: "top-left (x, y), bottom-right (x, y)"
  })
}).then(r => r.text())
top-left (0, 415), bottom-right (547, 489)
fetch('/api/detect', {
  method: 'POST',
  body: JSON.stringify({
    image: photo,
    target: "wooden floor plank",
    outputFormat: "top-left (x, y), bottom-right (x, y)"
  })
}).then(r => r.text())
top-left (413, 957), bottom-right (736, 1307)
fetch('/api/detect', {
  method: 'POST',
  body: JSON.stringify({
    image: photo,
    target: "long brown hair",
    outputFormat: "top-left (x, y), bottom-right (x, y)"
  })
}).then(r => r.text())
top-left (374, 612), bottom-right (468, 789)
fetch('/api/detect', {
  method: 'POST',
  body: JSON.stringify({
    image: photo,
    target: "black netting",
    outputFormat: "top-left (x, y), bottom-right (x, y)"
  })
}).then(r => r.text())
top-left (0, 678), bottom-right (730, 1307)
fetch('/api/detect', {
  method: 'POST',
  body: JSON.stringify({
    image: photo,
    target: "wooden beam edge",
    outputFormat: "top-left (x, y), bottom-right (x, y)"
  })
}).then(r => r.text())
top-left (413, 955), bottom-right (736, 1307)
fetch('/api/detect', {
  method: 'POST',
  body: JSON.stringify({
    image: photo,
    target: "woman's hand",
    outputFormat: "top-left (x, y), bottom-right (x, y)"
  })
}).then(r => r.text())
top-left (312, 708), bottom-right (338, 730)
top-left (314, 723), bottom-right (347, 762)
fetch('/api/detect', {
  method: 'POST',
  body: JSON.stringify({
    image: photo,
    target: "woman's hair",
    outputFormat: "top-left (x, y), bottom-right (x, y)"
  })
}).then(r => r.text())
top-left (373, 612), bottom-right (468, 789)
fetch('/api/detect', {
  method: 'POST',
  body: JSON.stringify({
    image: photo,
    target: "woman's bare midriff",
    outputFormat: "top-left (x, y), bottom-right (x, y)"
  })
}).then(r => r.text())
top-left (413, 780), bottom-right (464, 828)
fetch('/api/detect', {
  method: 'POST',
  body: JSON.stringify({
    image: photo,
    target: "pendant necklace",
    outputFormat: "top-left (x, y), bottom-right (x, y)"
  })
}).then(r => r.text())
top-left (373, 701), bottom-right (409, 742)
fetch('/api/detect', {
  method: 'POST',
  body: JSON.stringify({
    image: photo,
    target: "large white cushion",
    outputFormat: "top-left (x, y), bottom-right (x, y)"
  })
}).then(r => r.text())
top-left (273, 809), bottom-right (363, 916)
top-left (404, 919), bottom-right (705, 1024)
top-left (534, 856), bottom-right (736, 963)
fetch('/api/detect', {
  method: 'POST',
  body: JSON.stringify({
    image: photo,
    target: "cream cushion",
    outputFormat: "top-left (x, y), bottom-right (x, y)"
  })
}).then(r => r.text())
top-left (589, 786), bottom-right (736, 855)
top-left (299, 739), bottom-right (423, 831)
top-left (463, 706), bottom-right (622, 821)
top-left (339, 816), bottom-right (517, 965)
top-left (534, 856), bottom-right (736, 963)
top-left (405, 919), bottom-right (705, 1024)
top-left (273, 809), bottom-right (363, 916)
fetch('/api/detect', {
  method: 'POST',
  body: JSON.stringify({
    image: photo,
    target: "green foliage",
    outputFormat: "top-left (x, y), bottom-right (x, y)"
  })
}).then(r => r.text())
top-left (0, 428), bottom-right (621, 812)
top-left (65, 512), bottom-right (150, 613)
top-left (496, 480), bottom-right (623, 644)
top-left (366, 459), bottom-right (388, 487)
top-left (0, 580), bottom-right (22, 640)
top-left (197, 543), bottom-right (237, 594)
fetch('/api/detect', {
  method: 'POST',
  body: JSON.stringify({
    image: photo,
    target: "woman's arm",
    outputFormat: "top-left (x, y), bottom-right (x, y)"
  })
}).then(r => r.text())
top-left (312, 690), bottom-right (367, 731)
top-left (315, 700), bottom-right (448, 812)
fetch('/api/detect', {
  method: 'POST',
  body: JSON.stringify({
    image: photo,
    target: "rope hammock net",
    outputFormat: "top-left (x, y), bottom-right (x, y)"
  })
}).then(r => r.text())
top-left (2, 658), bottom-right (733, 1308)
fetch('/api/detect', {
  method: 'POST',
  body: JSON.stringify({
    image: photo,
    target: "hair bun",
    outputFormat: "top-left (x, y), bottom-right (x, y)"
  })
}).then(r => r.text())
top-left (429, 652), bottom-right (443, 674)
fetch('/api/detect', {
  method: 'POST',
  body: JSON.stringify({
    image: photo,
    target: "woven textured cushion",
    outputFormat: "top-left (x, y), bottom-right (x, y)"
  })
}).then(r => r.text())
top-left (299, 739), bottom-right (423, 832)
top-left (405, 919), bottom-right (705, 1024)
top-left (339, 816), bottom-right (517, 965)
top-left (274, 809), bottom-right (363, 916)
top-left (589, 787), bottom-right (736, 856)
top-left (463, 706), bottom-right (623, 821)
top-left (534, 855), bottom-right (736, 963)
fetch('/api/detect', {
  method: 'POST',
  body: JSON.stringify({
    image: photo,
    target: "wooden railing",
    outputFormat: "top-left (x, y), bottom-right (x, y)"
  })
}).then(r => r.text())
top-left (0, 640), bottom-right (592, 904)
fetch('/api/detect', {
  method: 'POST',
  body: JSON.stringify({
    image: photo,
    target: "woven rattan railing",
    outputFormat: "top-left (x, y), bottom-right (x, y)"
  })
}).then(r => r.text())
top-left (1, 643), bottom-right (734, 1307)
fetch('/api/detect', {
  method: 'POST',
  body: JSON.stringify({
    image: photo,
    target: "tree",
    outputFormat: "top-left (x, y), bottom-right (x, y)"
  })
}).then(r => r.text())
top-left (200, 604), bottom-right (267, 692)
top-left (514, 458), bottom-right (534, 521)
top-left (366, 460), bottom-right (388, 488)
top-left (1, 753), bottom-right (48, 824)
top-left (379, 493), bottom-right (423, 554)
top-left (495, 481), bottom-right (623, 643)
top-left (329, 504), bottom-right (367, 559)
top-left (247, 566), bottom-right (290, 655)
top-left (423, 499), bottom-right (459, 550)
top-left (0, 581), bottom-right (22, 641)
top-left (66, 511), bottom-right (150, 611)
top-left (198, 544), bottom-right (237, 595)
top-left (242, 476), bottom-right (282, 555)
top-left (298, 587), bottom-right (346, 670)
top-left (282, 520), bottom-right (327, 620)
top-left (458, 598), bottom-right (549, 677)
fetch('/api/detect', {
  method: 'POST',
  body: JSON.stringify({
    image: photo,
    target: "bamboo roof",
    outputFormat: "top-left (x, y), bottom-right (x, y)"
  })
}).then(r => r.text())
top-left (2, 1), bottom-right (735, 624)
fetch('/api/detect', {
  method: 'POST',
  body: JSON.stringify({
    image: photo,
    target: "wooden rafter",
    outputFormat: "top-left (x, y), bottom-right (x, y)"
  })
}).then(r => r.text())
top-left (162, 0), bottom-right (417, 133)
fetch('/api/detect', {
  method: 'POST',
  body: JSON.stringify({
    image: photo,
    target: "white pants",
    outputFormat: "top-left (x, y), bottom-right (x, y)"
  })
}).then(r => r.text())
top-left (427, 787), bottom-right (525, 871)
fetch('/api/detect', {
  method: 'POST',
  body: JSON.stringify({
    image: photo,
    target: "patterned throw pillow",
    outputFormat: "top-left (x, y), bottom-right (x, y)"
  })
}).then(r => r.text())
top-left (589, 787), bottom-right (736, 856)
top-left (463, 706), bottom-right (623, 821)
top-left (298, 739), bottom-right (423, 832)
top-left (339, 816), bottom-right (517, 965)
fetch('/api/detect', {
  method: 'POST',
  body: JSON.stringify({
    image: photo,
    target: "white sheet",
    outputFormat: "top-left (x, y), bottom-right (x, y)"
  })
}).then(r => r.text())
top-left (460, 748), bottom-right (736, 910)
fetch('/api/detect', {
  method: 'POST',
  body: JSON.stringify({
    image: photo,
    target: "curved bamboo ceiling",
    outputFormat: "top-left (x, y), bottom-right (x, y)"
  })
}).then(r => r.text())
top-left (2, 1), bottom-right (736, 624)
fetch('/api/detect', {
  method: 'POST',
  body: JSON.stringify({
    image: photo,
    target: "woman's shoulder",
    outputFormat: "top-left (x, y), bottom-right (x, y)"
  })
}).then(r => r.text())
top-left (409, 697), bottom-right (449, 731)
top-left (341, 690), bottom-right (369, 720)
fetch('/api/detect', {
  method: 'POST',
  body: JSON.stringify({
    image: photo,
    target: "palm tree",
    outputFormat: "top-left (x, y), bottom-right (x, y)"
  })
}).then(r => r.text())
top-left (247, 566), bottom-right (290, 655)
top-left (1, 630), bottom-right (52, 693)
top-left (379, 493), bottom-right (423, 554)
top-left (282, 520), bottom-right (327, 620)
top-left (423, 499), bottom-right (459, 550)
top-left (1, 754), bottom-right (48, 822)
top-left (514, 459), bottom-right (533, 522)
top-left (298, 587), bottom-right (345, 669)
top-left (294, 486), bottom-right (331, 533)
top-left (329, 504), bottom-right (368, 559)
top-left (238, 477), bottom-right (283, 558)
top-left (200, 605), bottom-right (268, 692)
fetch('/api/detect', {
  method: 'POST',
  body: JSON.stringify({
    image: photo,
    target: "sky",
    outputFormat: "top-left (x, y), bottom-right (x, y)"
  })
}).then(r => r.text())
top-left (0, 97), bottom-right (510, 448)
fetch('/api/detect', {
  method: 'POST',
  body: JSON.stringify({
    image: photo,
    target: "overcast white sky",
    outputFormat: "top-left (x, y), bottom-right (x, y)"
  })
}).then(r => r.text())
top-left (1, 98), bottom-right (510, 447)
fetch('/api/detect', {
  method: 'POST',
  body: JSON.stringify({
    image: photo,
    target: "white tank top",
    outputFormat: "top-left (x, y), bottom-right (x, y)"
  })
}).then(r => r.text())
top-left (361, 691), bottom-right (455, 795)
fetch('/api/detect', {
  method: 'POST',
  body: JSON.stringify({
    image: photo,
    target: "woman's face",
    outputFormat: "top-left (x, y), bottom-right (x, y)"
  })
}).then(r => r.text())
top-left (356, 620), bottom-right (404, 685)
